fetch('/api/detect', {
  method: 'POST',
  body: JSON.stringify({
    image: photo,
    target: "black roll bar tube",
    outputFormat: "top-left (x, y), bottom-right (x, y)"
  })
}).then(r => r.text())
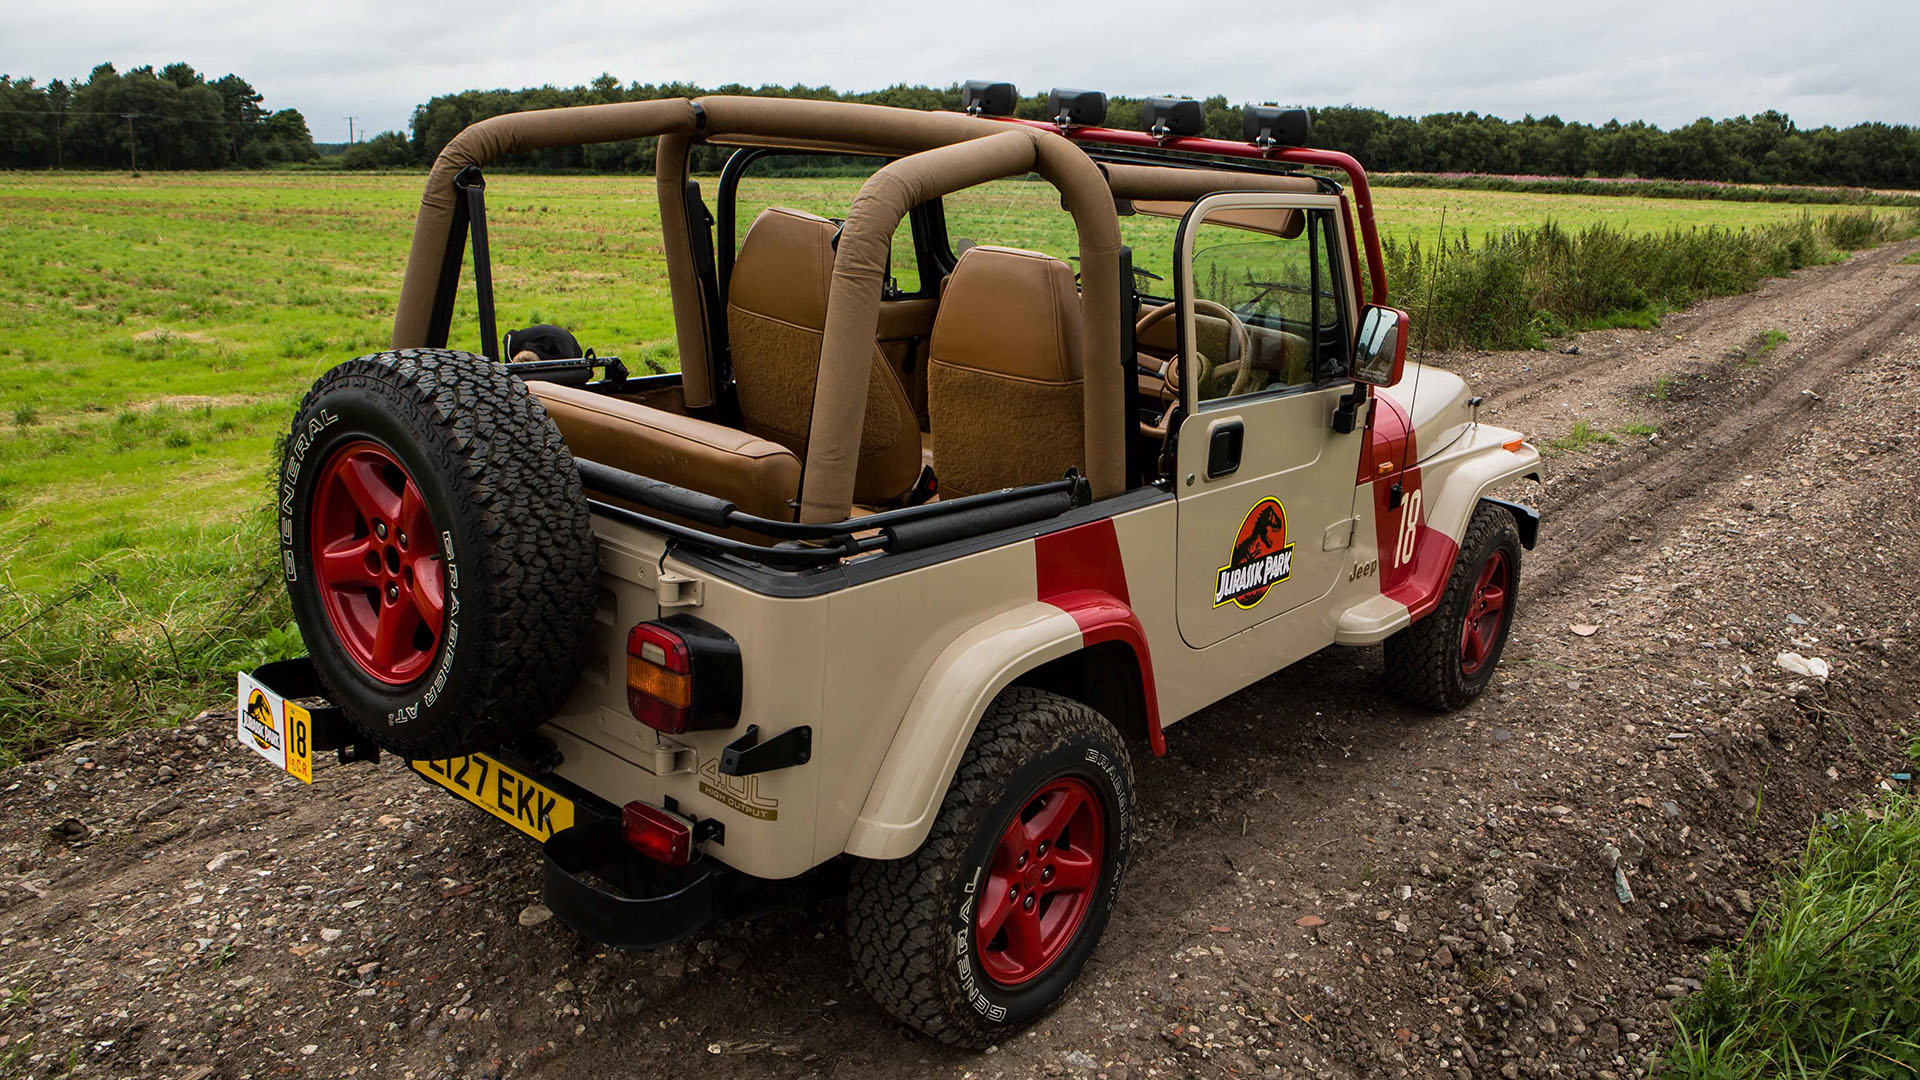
top-left (452, 165), bottom-right (499, 361)
top-left (574, 458), bottom-right (1090, 553)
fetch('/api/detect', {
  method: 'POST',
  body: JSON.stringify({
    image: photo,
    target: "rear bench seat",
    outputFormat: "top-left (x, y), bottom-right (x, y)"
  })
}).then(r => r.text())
top-left (531, 382), bottom-right (800, 527)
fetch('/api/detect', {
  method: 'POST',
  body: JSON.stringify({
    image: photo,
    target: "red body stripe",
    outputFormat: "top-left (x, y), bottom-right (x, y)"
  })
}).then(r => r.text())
top-left (1368, 395), bottom-right (1460, 621)
top-left (1033, 520), bottom-right (1165, 756)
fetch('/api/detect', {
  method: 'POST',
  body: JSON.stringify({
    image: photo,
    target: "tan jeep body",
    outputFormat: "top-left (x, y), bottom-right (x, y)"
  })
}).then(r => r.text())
top-left (361, 95), bottom-right (1540, 881)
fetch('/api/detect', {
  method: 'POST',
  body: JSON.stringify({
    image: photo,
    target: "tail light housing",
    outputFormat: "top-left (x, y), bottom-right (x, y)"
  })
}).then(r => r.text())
top-left (622, 800), bottom-right (692, 866)
top-left (626, 615), bottom-right (741, 734)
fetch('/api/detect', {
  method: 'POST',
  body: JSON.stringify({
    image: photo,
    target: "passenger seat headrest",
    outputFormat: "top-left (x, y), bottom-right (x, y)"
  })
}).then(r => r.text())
top-left (730, 207), bottom-right (837, 330)
top-left (930, 246), bottom-right (1082, 385)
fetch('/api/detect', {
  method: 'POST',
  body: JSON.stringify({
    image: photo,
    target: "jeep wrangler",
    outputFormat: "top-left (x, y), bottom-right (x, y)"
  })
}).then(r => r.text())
top-left (236, 84), bottom-right (1542, 1046)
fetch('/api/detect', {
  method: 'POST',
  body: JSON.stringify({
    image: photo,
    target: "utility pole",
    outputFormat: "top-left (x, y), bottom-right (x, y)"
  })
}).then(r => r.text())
top-left (345, 116), bottom-right (356, 144)
top-left (125, 114), bottom-right (136, 175)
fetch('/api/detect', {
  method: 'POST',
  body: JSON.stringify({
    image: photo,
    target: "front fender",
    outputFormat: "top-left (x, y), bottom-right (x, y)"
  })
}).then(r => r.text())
top-left (1339, 425), bottom-right (1541, 644)
top-left (841, 602), bottom-right (1086, 860)
top-left (1420, 423), bottom-right (1542, 553)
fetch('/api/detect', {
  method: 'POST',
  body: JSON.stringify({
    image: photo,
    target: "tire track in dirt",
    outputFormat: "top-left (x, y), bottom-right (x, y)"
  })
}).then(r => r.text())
top-left (1450, 241), bottom-right (1919, 417)
top-left (1521, 266), bottom-right (1920, 598)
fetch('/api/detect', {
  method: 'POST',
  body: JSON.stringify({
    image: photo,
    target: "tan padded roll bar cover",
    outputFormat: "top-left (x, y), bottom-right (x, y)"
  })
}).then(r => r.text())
top-left (1104, 163), bottom-right (1322, 202)
top-left (798, 128), bottom-right (1126, 521)
top-left (696, 97), bottom-right (1007, 156)
top-left (393, 98), bottom-right (702, 352)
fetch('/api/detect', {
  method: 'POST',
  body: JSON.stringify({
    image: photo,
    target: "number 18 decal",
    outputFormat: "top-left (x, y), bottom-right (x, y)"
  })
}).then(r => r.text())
top-left (1393, 488), bottom-right (1423, 569)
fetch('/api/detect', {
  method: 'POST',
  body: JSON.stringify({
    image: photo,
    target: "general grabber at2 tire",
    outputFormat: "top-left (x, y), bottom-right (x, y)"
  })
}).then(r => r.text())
top-left (847, 688), bottom-right (1135, 1047)
top-left (279, 348), bottom-right (597, 759)
top-left (1383, 500), bottom-right (1523, 712)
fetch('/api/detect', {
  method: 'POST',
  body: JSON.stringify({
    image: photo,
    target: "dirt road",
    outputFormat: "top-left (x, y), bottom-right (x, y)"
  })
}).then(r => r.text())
top-left (4, 240), bottom-right (1918, 1080)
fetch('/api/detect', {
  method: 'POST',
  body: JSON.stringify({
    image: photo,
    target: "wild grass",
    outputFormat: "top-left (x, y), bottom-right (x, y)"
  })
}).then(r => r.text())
top-left (1618, 421), bottom-right (1659, 438)
top-left (1547, 419), bottom-right (1618, 452)
top-left (1732, 330), bottom-right (1792, 365)
top-left (1388, 209), bottom-right (1918, 350)
top-left (1376, 173), bottom-right (1920, 209)
top-left (1664, 795), bottom-right (1920, 1078)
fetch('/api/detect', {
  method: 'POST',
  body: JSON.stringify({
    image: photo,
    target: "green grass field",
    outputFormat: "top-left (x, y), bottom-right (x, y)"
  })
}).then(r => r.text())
top-left (0, 171), bottom-right (1886, 587)
top-left (0, 170), bottom-right (1904, 759)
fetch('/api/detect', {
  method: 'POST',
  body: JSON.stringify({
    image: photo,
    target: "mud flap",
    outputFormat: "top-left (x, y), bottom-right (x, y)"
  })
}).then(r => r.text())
top-left (1481, 497), bottom-right (1540, 550)
top-left (541, 822), bottom-right (722, 949)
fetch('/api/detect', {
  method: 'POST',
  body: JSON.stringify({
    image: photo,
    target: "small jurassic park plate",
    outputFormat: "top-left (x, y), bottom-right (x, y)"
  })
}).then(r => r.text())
top-left (236, 671), bottom-right (316, 784)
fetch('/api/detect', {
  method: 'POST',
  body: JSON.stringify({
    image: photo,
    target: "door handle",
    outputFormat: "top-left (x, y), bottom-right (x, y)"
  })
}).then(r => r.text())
top-left (1206, 419), bottom-right (1244, 479)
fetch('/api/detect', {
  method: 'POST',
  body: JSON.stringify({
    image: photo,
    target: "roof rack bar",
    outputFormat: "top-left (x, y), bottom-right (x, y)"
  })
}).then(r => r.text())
top-left (990, 116), bottom-right (1387, 306)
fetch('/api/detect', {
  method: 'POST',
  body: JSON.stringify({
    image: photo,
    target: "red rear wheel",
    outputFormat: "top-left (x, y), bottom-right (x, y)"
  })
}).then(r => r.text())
top-left (1458, 548), bottom-right (1512, 677)
top-left (309, 439), bottom-right (445, 686)
top-left (976, 777), bottom-right (1107, 987)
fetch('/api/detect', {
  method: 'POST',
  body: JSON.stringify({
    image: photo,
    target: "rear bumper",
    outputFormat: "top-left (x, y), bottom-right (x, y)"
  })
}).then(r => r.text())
top-left (541, 821), bottom-right (722, 950)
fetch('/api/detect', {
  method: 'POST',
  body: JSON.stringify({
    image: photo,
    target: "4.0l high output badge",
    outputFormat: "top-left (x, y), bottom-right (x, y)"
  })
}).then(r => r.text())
top-left (1214, 497), bottom-right (1295, 609)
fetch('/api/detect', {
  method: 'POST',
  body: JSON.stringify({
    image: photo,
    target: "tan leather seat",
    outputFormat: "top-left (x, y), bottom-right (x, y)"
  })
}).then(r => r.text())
top-left (927, 246), bottom-right (1085, 498)
top-left (727, 208), bottom-right (921, 507)
top-left (532, 382), bottom-right (799, 524)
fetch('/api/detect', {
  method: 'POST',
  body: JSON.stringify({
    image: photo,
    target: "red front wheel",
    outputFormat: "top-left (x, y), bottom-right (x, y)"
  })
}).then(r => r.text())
top-left (1384, 502), bottom-right (1524, 711)
top-left (1459, 548), bottom-right (1512, 678)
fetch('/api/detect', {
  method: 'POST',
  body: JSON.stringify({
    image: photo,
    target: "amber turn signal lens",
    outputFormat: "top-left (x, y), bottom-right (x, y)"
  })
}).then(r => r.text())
top-left (1503, 438), bottom-right (1525, 452)
top-left (627, 653), bottom-right (692, 708)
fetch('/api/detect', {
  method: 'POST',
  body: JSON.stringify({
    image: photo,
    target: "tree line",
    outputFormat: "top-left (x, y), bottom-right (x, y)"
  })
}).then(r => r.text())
top-left (397, 79), bottom-right (1920, 189)
top-left (0, 63), bottom-right (314, 169)
top-left (5, 68), bottom-right (1918, 190)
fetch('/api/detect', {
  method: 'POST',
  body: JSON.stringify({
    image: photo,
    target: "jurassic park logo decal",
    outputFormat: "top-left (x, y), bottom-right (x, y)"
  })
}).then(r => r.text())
top-left (1214, 497), bottom-right (1296, 609)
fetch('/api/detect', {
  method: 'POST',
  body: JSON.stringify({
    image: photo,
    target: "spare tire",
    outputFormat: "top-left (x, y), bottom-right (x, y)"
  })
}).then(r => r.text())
top-left (279, 348), bottom-right (597, 759)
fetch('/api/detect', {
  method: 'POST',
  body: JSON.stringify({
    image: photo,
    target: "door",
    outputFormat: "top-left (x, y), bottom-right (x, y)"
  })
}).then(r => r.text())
top-left (1173, 192), bottom-right (1366, 648)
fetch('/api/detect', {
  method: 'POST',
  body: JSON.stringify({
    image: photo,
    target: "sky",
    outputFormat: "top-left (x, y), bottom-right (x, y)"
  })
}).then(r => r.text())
top-left (3, 0), bottom-right (1913, 143)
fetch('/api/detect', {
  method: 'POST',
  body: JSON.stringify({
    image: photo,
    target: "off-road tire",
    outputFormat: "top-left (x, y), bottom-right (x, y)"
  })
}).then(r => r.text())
top-left (280, 348), bottom-right (596, 758)
top-left (847, 688), bottom-right (1134, 1047)
top-left (1383, 501), bottom-right (1523, 711)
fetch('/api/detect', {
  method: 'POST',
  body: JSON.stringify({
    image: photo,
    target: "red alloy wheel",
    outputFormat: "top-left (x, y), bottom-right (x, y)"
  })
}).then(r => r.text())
top-left (975, 777), bottom-right (1106, 987)
top-left (1459, 549), bottom-right (1512, 677)
top-left (309, 440), bottom-right (446, 686)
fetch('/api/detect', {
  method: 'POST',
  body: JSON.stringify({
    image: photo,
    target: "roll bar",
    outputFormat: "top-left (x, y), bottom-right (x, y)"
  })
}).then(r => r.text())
top-left (395, 97), bottom-right (1390, 526)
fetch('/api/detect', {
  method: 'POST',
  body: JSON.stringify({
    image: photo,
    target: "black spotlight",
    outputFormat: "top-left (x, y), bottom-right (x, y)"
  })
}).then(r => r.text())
top-left (1047, 87), bottom-right (1107, 128)
top-left (960, 81), bottom-right (1018, 117)
top-left (1243, 105), bottom-right (1312, 148)
top-left (1141, 97), bottom-right (1204, 138)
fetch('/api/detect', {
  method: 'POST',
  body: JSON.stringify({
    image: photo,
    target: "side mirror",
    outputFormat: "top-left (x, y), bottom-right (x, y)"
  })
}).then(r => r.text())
top-left (1352, 305), bottom-right (1409, 388)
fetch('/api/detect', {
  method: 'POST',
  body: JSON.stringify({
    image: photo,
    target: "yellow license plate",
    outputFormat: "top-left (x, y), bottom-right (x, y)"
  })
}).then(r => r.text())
top-left (410, 753), bottom-right (576, 843)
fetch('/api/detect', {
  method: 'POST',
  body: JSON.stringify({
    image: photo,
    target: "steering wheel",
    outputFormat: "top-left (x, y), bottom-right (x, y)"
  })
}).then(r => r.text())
top-left (1134, 299), bottom-right (1253, 402)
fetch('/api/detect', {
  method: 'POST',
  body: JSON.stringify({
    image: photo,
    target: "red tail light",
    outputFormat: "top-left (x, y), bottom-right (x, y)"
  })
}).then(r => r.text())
top-left (622, 801), bottom-right (692, 866)
top-left (625, 616), bottom-right (741, 734)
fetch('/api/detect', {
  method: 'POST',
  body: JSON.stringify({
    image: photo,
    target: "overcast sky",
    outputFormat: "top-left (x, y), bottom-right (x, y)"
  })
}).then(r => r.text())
top-left (4, 0), bottom-right (1912, 143)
